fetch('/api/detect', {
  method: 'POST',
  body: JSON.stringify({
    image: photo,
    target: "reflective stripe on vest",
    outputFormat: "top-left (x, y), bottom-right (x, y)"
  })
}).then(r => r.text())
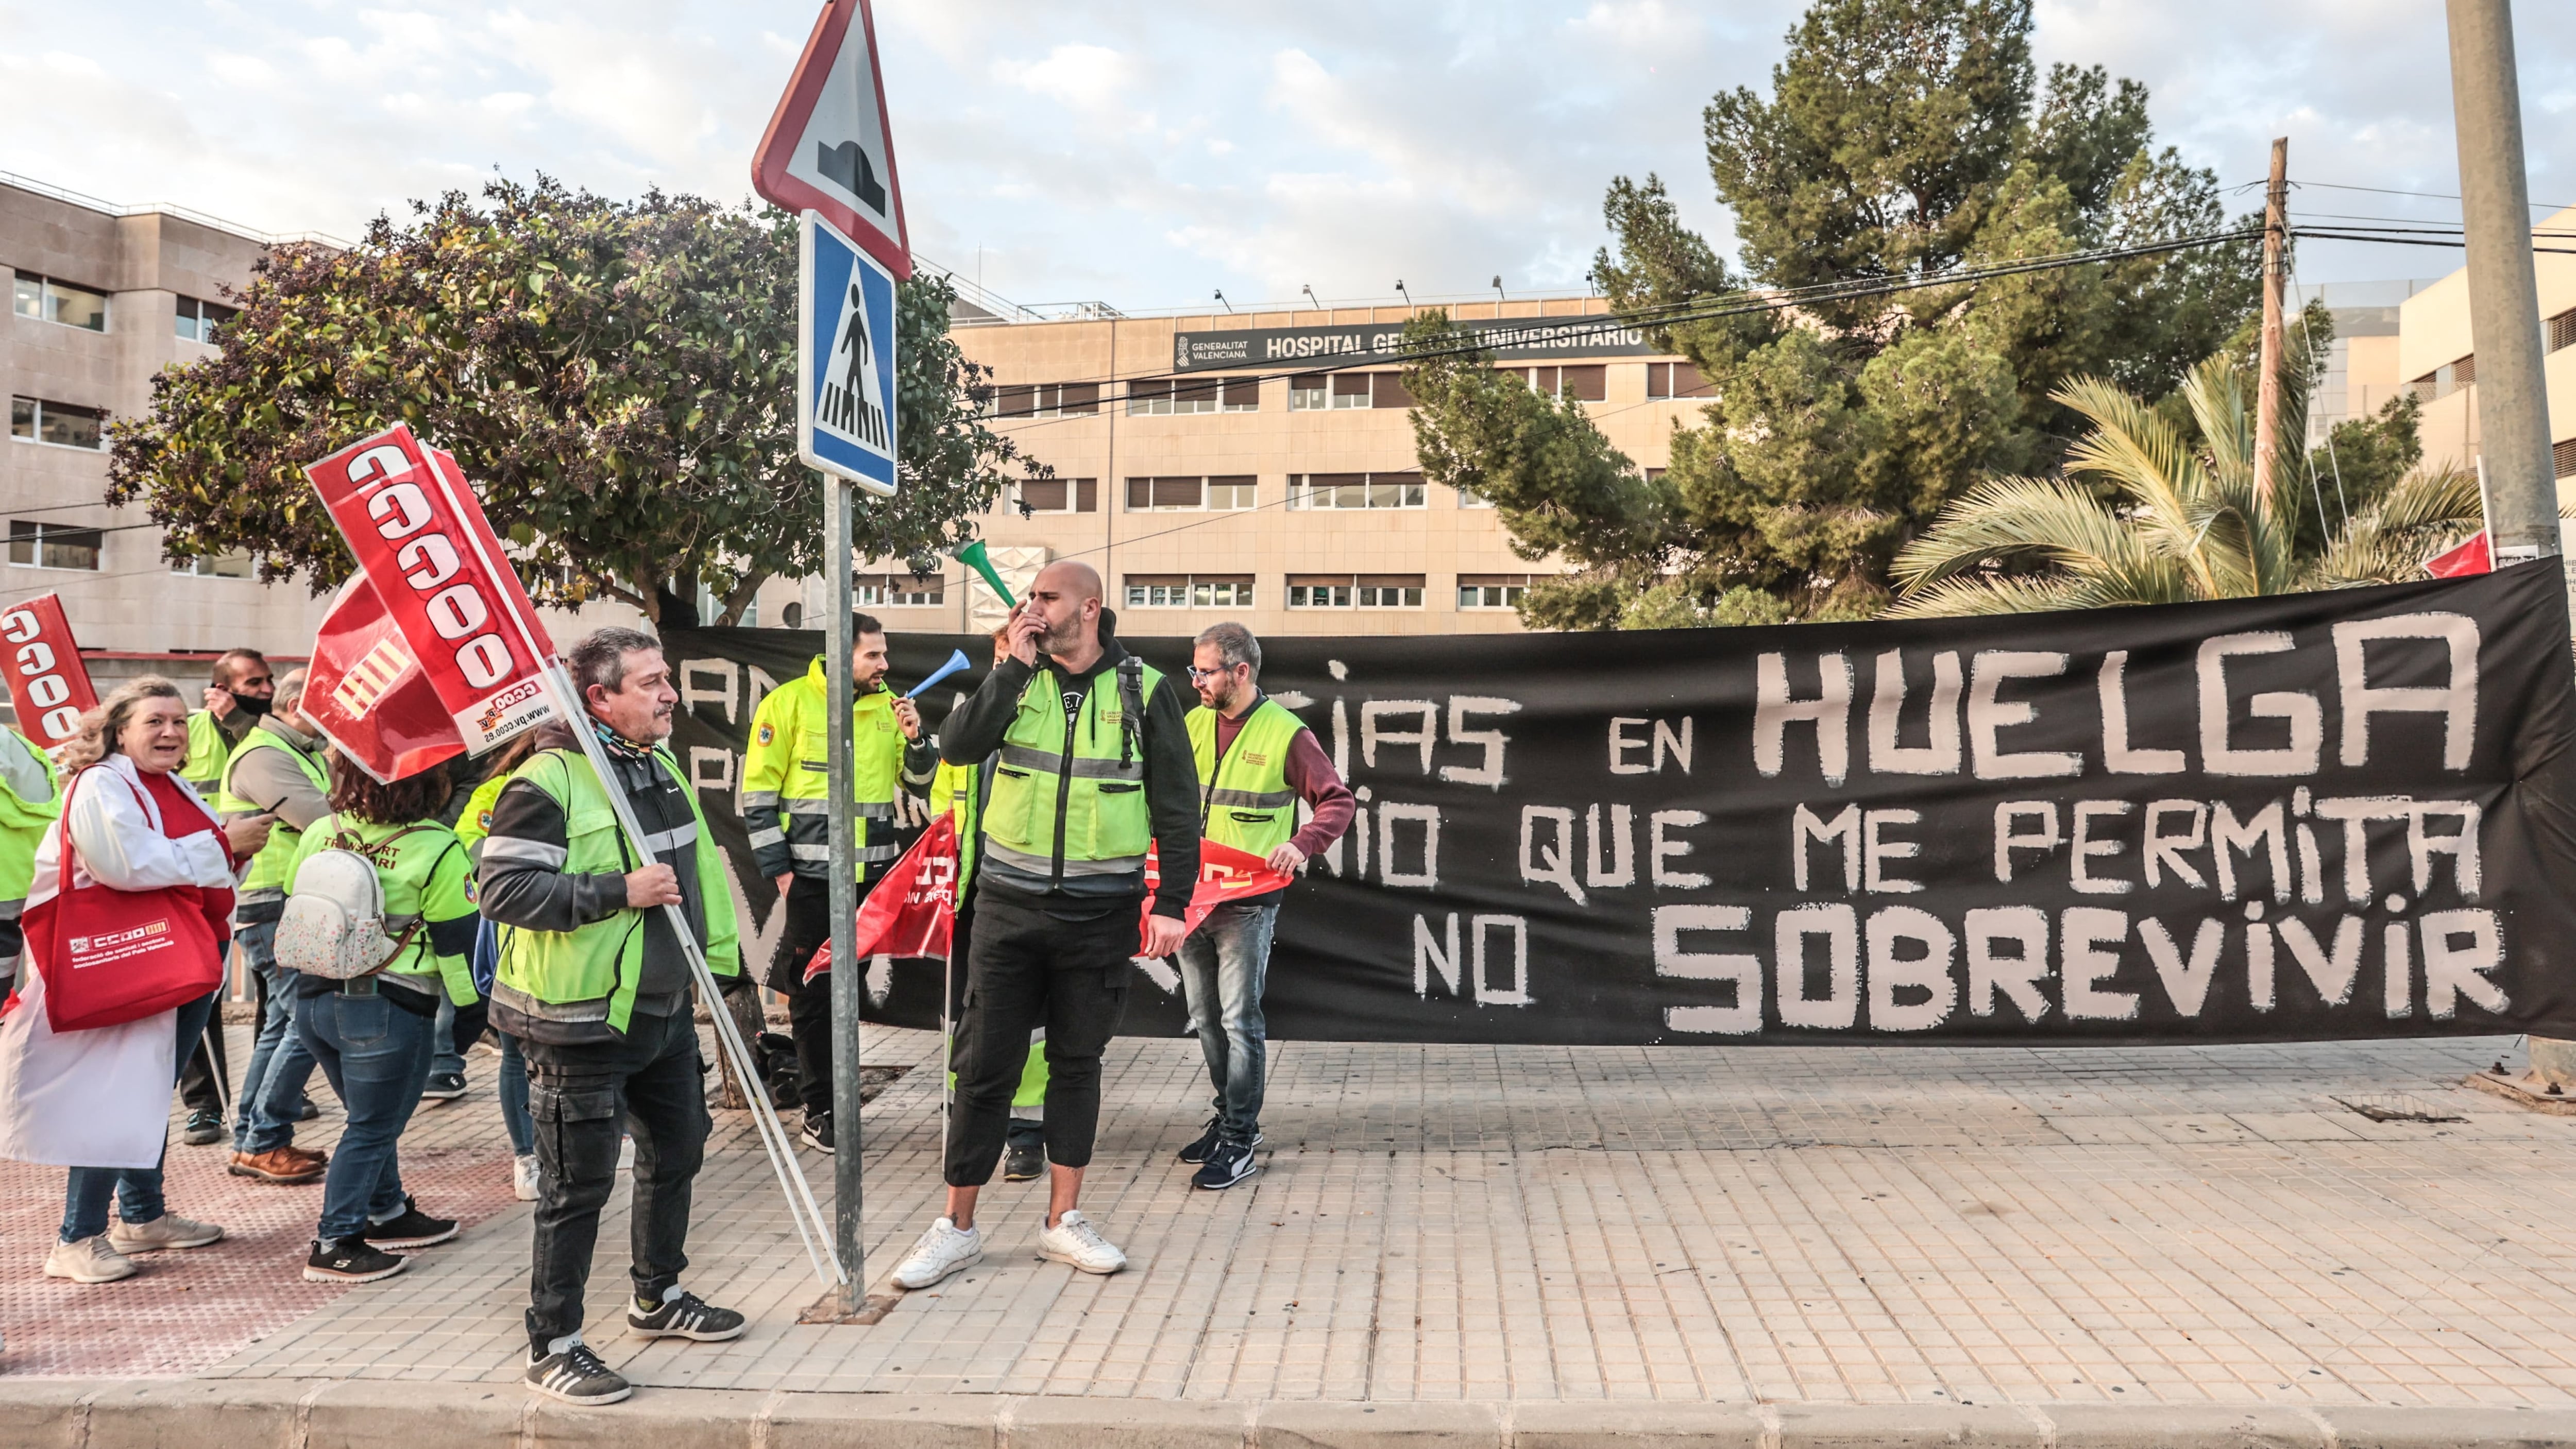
top-left (981, 656), bottom-right (1162, 885)
top-left (1187, 696), bottom-right (1306, 857)
top-left (741, 656), bottom-right (911, 874)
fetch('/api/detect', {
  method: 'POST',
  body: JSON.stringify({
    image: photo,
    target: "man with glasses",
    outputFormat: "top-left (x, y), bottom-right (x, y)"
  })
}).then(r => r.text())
top-left (1175, 623), bottom-right (1351, 1189)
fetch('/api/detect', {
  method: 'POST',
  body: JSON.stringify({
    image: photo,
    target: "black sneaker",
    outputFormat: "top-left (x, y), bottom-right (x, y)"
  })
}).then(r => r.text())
top-left (304, 1236), bottom-right (409, 1283)
top-left (801, 1112), bottom-right (834, 1154)
top-left (421, 1071), bottom-right (467, 1102)
top-left (1192, 1138), bottom-right (1261, 1190)
top-left (628, 1289), bottom-right (745, 1342)
top-left (181, 1110), bottom-right (224, 1146)
top-left (526, 1342), bottom-right (631, 1405)
top-left (361, 1198), bottom-right (458, 1250)
top-left (1003, 1137), bottom-right (1046, 1182)
top-left (297, 1097), bottom-right (321, 1122)
top-left (1176, 1117), bottom-right (1223, 1165)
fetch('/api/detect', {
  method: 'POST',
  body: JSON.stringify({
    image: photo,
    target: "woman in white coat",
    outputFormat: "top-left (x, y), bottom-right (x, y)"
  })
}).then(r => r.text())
top-left (0, 677), bottom-right (273, 1283)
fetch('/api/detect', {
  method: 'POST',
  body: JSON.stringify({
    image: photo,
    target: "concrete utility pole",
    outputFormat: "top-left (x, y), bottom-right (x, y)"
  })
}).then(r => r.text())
top-left (2448, 0), bottom-right (2573, 1093)
top-left (2251, 138), bottom-right (2290, 509)
top-left (2447, 0), bottom-right (2559, 561)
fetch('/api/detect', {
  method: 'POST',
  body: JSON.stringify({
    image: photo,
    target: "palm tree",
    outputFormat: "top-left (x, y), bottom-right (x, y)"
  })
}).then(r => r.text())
top-left (1888, 357), bottom-right (2480, 617)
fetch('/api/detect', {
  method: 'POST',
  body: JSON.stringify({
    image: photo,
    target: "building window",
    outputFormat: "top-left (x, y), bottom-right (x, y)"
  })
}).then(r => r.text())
top-left (10, 274), bottom-right (108, 332)
top-left (2550, 310), bottom-right (2576, 355)
top-left (1505, 364), bottom-right (1606, 401)
top-left (174, 295), bottom-right (237, 344)
top-left (1123, 575), bottom-right (1255, 609)
top-left (1645, 361), bottom-right (1713, 399)
top-left (1127, 376), bottom-right (1257, 415)
top-left (2557, 437), bottom-right (2576, 480)
top-left (855, 573), bottom-right (944, 606)
top-left (1127, 476), bottom-right (1203, 511)
top-left (1289, 373), bottom-right (1328, 410)
top-left (1208, 476), bottom-right (1256, 509)
top-left (1458, 574), bottom-right (1532, 609)
top-left (172, 550), bottom-right (255, 578)
top-left (7, 520), bottom-right (104, 571)
top-left (989, 382), bottom-right (1099, 419)
top-left (1459, 486), bottom-right (1495, 508)
top-left (10, 397), bottom-right (105, 450)
top-left (1015, 477), bottom-right (1098, 514)
top-left (1288, 574), bottom-right (1424, 609)
top-left (1288, 472), bottom-right (1426, 510)
top-left (2410, 354), bottom-right (2476, 403)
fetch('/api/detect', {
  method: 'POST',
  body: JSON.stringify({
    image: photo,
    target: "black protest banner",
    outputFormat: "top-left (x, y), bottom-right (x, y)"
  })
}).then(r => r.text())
top-left (663, 561), bottom-right (2576, 1046)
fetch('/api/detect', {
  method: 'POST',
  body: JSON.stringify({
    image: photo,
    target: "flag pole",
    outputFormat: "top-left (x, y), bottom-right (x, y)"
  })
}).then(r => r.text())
top-left (537, 660), bottom-right (843, 1287)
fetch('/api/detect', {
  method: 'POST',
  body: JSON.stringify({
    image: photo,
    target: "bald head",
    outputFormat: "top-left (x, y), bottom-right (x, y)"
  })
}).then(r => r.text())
top-left (1020, 558), bottom-right (1107, 668)
top-left (1033, 559), bottom-right (1101, 603)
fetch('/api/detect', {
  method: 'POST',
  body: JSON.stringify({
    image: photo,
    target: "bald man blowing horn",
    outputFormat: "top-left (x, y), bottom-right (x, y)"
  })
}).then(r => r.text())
top-left (888, 561), bottom-right (1200, 1289)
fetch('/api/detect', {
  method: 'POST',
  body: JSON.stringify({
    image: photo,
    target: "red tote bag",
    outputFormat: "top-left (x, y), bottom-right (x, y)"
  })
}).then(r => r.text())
top-left (22, 770), bottom-right (226, 1033)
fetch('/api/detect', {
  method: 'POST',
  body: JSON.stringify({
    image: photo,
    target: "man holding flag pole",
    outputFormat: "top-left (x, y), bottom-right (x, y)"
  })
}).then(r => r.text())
top-left (300, 425), bottom-right (834, 1407)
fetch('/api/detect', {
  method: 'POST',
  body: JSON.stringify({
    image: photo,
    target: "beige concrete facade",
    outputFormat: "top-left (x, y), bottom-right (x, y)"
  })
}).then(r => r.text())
top-left (843, 301), bottom-right (1702, 638)
top-left (1, 176), bottom-right (338, 659)
top-left (2395, 203), bottom-right (2576, 496)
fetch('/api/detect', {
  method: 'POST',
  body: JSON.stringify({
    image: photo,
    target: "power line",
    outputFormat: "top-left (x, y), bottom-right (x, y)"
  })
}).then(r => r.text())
top-left (973, 227), bottom-right (2265, 427)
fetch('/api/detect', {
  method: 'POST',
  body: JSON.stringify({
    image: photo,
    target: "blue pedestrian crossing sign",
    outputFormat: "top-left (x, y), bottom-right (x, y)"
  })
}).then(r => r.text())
top-left (798, 210), bottom-right (898, 496)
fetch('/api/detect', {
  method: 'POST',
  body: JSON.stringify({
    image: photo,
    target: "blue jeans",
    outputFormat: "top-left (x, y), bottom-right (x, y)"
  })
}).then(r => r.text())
top-left (1176, 899), bottom-right (1279, 1144)
top-left (294, 989), bottom-right (434, 1240)
top-left (431, 996), bottom-right (461, 1082)
top-left (61, 992), bottom-right (219, 1242)
top-left (231, 920), bottom-right (317, 1152)
top-left (498, 1031), bottom-right (533, 1156)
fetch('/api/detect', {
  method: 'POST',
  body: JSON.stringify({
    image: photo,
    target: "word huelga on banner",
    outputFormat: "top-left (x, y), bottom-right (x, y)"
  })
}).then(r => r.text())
top-left (0, 593), bottom-right (98, 746)
top-left (303, 576), bottom-right (468, 783)
top-left (302, 425), bottom-right (557, 754)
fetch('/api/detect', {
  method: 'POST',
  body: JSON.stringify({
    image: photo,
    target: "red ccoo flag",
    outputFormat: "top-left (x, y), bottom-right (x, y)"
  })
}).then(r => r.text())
top-left (805, 812), bottom-right (959, 981)
top-left (303, 425), bottom-right (559, 754)
top-left (0, 594), bottom-right (99, 747)
top-left (303, 576), bottom-right (468, 782)
top-left (2427, 530), bottom-right (2493, 578)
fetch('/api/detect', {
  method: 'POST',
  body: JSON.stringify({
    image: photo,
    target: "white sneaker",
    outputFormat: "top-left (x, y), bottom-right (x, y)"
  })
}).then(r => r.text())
top-left (889, 1216), bottom-right (982, 1289)
top-left (1038, 1209), bottom-right (1127, 1275)
top-left (44, 1234), bottom-right (137, 1284)
top-left (512, 1154), bottom-right (540, 1202)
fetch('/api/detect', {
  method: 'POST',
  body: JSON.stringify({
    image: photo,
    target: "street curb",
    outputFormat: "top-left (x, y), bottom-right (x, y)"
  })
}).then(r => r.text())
top-left (7, 1379), bottom-right (2576, 1448)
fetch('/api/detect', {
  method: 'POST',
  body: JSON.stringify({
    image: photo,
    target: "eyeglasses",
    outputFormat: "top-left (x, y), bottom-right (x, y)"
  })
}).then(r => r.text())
top-left (1187, 664), bottom-right (1242, 682)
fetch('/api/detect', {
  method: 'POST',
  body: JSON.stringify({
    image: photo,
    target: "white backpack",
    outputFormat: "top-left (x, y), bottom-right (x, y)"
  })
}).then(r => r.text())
top-left (273, 824), bottom-right (438, 981)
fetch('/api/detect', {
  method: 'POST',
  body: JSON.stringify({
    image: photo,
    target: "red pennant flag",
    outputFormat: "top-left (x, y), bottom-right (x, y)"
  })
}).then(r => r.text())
top-left (804, 813), bottom-right (959, 981)
top-left (303, 576), bottom-right (469, 783)
top-left (0, 593), bottom-right (99, 746)
top-left (2427, 530), bottom-right (2493, 578)
top-left (1140, 840), bottom-right (1296, 954)
top-left (303, 426), bottom-right (560, 754)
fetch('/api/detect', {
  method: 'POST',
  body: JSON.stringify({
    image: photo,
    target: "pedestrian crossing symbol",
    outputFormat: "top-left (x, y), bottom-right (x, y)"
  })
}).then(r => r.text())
top-left (799, 209), bottom-right (898, 495)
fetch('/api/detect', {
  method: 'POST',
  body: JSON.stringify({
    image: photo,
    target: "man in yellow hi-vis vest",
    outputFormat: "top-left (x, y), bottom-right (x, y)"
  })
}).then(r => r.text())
top-left (1175, 623), bottom-right (1351, 1190)
top-left (739, 613), bottom-right (935, 1154)
top-left (888, 561), bottom-right (1200, 1291)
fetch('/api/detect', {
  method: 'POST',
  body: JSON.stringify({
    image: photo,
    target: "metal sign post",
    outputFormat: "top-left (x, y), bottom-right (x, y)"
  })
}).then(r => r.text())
top-left (824, 475), bottom-right (865, 1312)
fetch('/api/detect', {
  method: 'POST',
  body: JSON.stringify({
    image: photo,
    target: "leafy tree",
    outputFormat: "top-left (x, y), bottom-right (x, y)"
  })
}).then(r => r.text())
top-left (108, 176), bottom-right (1035, 624)
top-left (1885, 358), bottom-right (2478, 615)
top-left (1411, 0), bottom-right (2260, 627)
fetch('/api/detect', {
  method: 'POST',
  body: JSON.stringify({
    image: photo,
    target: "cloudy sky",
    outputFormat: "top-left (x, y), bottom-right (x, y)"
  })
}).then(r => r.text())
top-left (4, 0), bottom-right (2571, 312)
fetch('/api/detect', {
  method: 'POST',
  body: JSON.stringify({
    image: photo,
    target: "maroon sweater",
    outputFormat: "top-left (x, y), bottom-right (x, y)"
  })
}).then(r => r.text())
top-left (1209, 695), bottom-right (1354, 900)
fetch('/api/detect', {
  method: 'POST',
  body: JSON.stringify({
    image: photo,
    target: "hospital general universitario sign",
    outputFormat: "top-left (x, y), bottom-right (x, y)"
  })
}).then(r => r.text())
top-left (1171, 313), bottom-right (1658, 373)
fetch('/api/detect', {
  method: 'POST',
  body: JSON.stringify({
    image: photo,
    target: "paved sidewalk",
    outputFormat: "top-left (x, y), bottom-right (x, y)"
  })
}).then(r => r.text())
top-left (7, 1024), bottom-right (2575, 1418)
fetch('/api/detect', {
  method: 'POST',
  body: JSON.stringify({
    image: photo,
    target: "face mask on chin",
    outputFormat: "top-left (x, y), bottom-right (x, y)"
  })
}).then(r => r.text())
top-left (229, 691), bottom-right (274, 718)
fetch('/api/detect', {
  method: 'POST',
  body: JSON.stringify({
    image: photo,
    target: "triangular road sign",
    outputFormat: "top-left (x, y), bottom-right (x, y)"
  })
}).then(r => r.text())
top-left (754, 0), bottom-right (911, 280)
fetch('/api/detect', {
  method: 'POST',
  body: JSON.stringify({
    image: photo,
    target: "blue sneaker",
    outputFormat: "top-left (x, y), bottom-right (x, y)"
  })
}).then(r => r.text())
top-left (1191, 1138), bottom-right (1260, 1190)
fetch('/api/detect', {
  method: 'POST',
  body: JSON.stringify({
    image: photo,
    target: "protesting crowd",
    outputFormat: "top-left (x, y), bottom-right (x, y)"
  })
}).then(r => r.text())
top-left (0, 559), bottom-right (1351, 1407)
